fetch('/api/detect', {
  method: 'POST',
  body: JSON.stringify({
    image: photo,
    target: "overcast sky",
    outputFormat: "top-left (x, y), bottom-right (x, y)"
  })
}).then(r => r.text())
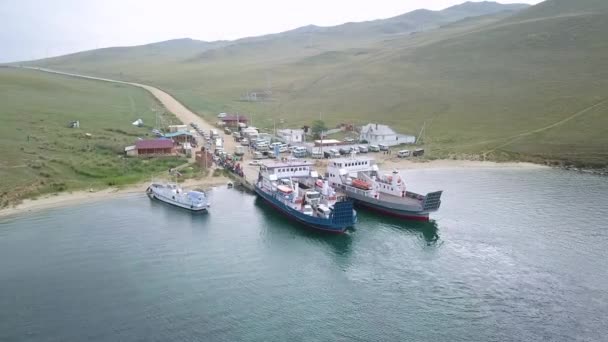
top-left (0, 0), bottom-right (542, 63)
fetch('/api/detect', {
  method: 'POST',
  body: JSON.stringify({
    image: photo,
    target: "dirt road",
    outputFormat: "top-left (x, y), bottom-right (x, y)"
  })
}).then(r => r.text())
top-left (25, 67), bottom-right (246, 167)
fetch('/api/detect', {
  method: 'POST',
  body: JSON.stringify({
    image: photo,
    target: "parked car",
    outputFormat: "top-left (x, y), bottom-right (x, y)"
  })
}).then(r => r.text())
top-left (339, 147), bottom-right (350, 155)
top-left (329, 149), bottom-right (340, 157)
top-left (217, 113), bottom-right (227, 118)
top-left (358, 145), bottom-right (368, 153)
top-left (397, 150), bottom-right (411, 158)
top-left (413, 148), bottom-right (425, 157)
top-left (368, 145), bottom-right (380, 152)
top-left (240, 138), bottom-right (249, 146)
top-left (379, 144), bottom-right (389, 151)
top-left (249, 160), bottom-right (262, 166)
top-left (293, 147), bottom-right (307, 158)
top-left (256, 143), bottom-right (269, 152)
top-left (344, 137), bottom-right (355, 143)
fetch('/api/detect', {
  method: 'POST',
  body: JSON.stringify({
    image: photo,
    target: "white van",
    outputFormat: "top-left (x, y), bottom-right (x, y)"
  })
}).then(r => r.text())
top-left (379, 144), bottom-right (389, 151)
top-left (368, 145), bottom-right (380, 152)
top-left (234, 146), bottom-right (245, 156)
top-left (303, 205), bottom-right (314, 216)
top-left (311, 150), bottom-right (324, 159)
top-left (293, 147), bottom-right (307, 158)
top-left (316, 204), bottom-right (331, 219)
top-left (398, 150), bottom-right (411, 158)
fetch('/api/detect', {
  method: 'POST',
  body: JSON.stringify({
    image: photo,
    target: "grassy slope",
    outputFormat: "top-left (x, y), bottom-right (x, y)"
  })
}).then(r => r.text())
top-left (19, 0), bottom-right (608, 166)
top-left (0, 68), bottom-right (186, 207)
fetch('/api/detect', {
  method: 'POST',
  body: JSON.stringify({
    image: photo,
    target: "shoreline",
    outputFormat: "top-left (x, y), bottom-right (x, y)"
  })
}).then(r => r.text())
top-left (378, 159), bottom-right (549, 170)
top-left (1, 160), bottom-right (549, 219)
top-left (0, 177), bottom-right (229, 219)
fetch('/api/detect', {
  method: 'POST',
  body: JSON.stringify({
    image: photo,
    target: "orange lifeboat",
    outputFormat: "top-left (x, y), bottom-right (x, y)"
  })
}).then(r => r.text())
top-left (352, 179), bottom-right (372, 190)
top-left (277, 185), bottom-right (293, 194)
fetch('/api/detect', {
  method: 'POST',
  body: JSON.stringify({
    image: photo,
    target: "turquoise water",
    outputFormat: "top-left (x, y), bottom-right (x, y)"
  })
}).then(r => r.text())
top-left (1, 168), bottom-right (607, 341)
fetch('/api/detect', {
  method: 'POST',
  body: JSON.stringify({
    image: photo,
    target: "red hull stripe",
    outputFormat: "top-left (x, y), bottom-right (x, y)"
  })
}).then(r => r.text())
top-left (356, 202), bottom-right (429, 221)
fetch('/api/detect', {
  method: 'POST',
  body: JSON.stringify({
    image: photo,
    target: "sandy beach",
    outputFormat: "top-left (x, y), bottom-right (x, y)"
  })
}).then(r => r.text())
top-left (0, 159), bottom-right (548, 219)
top-left (0, 176), bottom-right (229, 219)
top-left (379, 158), bottom-right (549, 170)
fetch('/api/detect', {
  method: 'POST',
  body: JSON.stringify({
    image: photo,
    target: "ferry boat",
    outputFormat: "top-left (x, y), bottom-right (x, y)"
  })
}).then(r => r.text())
top-left (146, 182), bottom-right (210, 212)
top-left (326, 157), bottom-right (442, 221)
top-left (255, 161), bottom-right (357, 233)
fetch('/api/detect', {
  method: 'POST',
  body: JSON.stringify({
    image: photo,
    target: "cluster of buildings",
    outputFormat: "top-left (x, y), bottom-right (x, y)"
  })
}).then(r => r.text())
top-left (124, 113), bottom-right (417, 159)
top-left (124, 125), bottom-right (197, 157)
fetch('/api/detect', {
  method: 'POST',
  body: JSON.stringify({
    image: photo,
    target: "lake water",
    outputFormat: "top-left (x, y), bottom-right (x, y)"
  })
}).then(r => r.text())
top-left (1, 168), bottom-right (607, 342)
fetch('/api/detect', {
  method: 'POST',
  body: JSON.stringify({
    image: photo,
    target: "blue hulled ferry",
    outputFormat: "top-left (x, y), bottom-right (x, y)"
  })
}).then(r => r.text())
top-left (255, 161), bottom-right (357, 233)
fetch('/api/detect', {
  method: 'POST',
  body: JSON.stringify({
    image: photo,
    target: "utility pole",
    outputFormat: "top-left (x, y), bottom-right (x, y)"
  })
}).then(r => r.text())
top-left (417, 121), bottom-right (426, 145)
top-left (319, 111), bottom-right (323, 153)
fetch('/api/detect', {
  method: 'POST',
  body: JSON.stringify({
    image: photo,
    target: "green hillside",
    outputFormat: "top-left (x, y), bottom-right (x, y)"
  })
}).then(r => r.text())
top-left (18, 0), bottom-right (608, 167)
top-left (0, 68), bottom-right (185, 207)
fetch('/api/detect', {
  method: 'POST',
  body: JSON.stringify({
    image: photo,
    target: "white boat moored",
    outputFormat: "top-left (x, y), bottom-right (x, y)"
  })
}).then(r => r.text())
top-left (146, 182), bottom-right (210, 211)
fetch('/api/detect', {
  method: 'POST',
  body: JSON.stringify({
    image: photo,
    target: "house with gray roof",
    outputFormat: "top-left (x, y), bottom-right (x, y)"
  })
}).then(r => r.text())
top-left (359, 123), bottom-right (416, 146)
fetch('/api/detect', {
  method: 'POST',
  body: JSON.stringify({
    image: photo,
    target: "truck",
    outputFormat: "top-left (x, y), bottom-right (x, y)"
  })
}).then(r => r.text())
top-left (234, 146), bottom-right (245, 156)
top-left (413, 148), bottom-right (425, 157)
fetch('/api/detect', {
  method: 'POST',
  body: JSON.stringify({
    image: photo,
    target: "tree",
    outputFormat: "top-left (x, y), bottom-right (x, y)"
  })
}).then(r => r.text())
top-left (311, 120), bottom-right (327, 139)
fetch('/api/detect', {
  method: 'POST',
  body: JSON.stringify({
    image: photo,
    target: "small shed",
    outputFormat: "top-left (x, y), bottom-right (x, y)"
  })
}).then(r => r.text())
top-left (168, 125), bottom-right (188, 133)
top-left (135, 139), bottom-right (174, 155)
top-left (221, 115), bottom-right (249, 127)
top-left (124, 145), bottom-right (138, 156)
top-left (277, 129), bottom-right (304, 143)
top-left (163, 131), bottom-right (194, 144)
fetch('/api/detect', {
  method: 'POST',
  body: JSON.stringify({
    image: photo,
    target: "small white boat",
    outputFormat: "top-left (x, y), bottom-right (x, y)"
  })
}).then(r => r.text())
top-left (146, 182), bottom-right (210, 211)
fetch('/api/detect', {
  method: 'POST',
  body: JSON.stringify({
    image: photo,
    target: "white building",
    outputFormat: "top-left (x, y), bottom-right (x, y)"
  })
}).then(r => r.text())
top-left (359, 123), bottom-right (416, 146)
top-left (277, 129), bottom-right (304, 143)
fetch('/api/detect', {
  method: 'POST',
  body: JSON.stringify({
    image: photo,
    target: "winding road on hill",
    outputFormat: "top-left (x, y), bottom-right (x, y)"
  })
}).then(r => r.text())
top-left (482, 98), bottom-right (608, 156)
top-left (19, 66), bottom-right (262, 180)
